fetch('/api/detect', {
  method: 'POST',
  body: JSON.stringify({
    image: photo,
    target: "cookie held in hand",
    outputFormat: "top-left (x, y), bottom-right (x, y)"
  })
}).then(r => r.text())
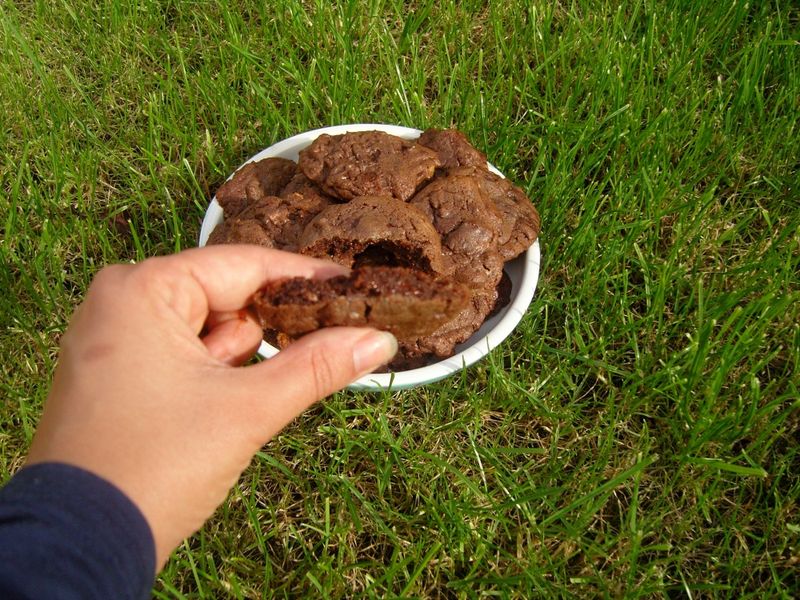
top-left (252, 266), bottom-right (471, 341)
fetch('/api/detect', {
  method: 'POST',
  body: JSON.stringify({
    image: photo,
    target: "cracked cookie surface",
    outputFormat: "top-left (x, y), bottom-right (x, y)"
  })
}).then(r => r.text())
top-left (215, 157), bottom-right (297, 218)
top-left (298, 131), bottom-right (440, 201)
top-left (208, 192), bottom-right (330, 251)
top-left (299, 196), bottom-right (445, 274)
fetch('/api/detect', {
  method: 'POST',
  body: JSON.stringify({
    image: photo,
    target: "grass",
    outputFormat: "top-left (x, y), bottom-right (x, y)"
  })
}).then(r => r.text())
top-left (1, 0), bottom-right (798, 597)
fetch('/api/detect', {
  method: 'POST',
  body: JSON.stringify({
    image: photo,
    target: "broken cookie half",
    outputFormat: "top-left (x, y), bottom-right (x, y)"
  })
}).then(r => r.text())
top-left (252, 266), bottom-right (470, 342)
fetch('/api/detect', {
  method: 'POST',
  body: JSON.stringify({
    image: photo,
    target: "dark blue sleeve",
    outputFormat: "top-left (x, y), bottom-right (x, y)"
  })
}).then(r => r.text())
top-left (0, 463), bottom-right (155, 600)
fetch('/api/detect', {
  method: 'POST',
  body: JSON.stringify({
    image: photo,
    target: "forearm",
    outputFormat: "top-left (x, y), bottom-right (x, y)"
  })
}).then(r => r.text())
top-left (0, 463), bottom-right (155, 600)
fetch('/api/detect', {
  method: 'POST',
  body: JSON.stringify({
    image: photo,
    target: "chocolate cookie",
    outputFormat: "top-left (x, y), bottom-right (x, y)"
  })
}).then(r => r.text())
top-left (299, 196), bottom-right (445, 274)
top-left (207, 217), bottom-right (275, 248)
top-left (417, 128), bottom-right (487, 170)
top-left (407, 170), bottom-right (514, 359)
top-left (455, 166), bottom-right (541, 260)
top-left (207, 192), bottom-right (330, 251)
top-left (298, 131), bottom-right (440, 201)
top-left (280, 170), bottom-right (335, 205)
top-left (215, 157), bottom-right (298, 217)
top-left (402, 280), bottom-right (502, 360)
top-left (253, 266), bottom-right (471, 342)
top-left (409, 170), bottom-right (504, 286)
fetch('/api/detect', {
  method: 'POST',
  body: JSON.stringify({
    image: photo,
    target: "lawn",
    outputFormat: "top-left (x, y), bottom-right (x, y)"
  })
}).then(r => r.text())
top-left (1, 0), bottom-right (798, 597)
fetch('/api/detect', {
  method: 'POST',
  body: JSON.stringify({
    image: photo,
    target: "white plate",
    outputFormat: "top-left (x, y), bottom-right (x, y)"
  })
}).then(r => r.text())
top-left (199, 124), bottom-right (541, 390)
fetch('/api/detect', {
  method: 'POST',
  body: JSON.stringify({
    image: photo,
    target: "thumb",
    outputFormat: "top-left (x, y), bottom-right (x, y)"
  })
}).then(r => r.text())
top-left (232, 327), bottom-right (398, 440)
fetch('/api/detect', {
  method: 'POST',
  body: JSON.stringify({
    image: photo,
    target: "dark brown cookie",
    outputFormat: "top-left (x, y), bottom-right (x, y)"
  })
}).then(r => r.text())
top-left (401, 281), bottom-right (501, 360)
top-left (408, 262), bottom-right (512, 362)
top-left (298, 132), bottom-right (441, 201)
top-left (417, 128), bottom-right (487, 170)
top-left (215, 157), bottom-right (298, 217)
top-left (407, 169), bottom-right (514, 359)
top-left (454, 166), bottom-right (541, 260)
top-left (280, 170), bottom-right (336, 205)
top-left (299, 196), bottom-right (445, 274)
top-left (207, 217), bottom-right (275, 248)
top-left (253, 266), bottom-right (471, 342)
top-left (409, 170), bottom-right (504, 287)
top-left (207, 192), bottom-right (330, 251)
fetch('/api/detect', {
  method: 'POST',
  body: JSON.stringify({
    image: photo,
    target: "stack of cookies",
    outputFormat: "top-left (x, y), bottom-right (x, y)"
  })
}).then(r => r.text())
top-left (208, 129), bottom-right (540, 370)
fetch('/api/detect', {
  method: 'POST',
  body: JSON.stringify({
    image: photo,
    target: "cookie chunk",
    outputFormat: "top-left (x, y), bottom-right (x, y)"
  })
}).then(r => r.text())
top-left (299, 196), bottom-right (445, 274)
top-left (457, 166), bottom-right (541, 260)
top-left (207, 192), bottom-right (330, 251)
top-left (298, 131), bottom-right (440, 201)
top-left (409, 170), bottom-right (504, 286)
top-left (263, 329), bottom-right (295, 350)
top-left (253, 266), bottom-right (471, 342)
top-left (417, 128), bottom-right (487, 170)
top-left (215, 157), bottom-right (297, 217)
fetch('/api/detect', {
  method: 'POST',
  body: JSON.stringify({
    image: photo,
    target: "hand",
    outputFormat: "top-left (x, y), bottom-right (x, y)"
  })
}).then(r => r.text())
top-left (25, 245), bottom-right (397, 570)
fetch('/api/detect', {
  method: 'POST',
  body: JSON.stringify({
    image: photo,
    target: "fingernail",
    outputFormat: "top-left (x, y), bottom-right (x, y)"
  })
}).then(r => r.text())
top-left (353, 331), bottom-right (398, 374)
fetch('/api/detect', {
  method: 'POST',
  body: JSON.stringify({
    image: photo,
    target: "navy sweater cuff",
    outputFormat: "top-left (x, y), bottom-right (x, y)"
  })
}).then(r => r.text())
top-left (0, 463), bottom-right (155, 600)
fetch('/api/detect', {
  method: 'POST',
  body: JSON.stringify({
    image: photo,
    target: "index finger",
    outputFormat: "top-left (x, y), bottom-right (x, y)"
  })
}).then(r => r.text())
top-left (142, 245), bottom-right (347, 331)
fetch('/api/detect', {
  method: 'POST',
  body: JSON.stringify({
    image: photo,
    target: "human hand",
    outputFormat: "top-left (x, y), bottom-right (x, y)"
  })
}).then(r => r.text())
top-left (25, 245), bottom-right (397, 569)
